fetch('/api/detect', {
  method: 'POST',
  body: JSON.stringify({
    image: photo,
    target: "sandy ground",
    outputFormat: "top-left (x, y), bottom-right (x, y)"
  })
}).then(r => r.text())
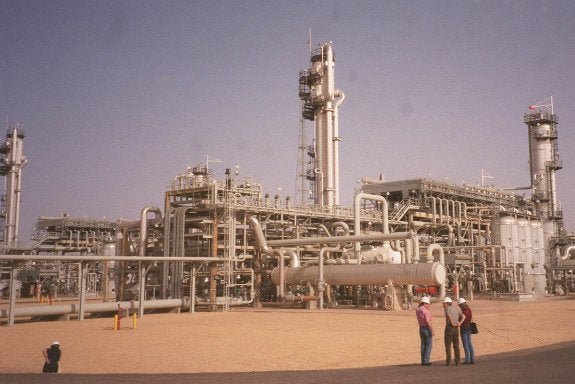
top-left (1, 295), bottom-right (574, 374)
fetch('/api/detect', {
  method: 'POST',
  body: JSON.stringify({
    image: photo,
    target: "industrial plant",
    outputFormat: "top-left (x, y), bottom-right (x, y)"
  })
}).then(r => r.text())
top-left (1, 42), bottom-right (574, 326)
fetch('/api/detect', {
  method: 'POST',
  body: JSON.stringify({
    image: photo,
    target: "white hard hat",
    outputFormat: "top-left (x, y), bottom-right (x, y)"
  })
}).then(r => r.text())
top-left (458, 297), bottom-right (466, 304)
top-left (52, 341), bottom-right (60, 346)
top-left (443, 297), bottom-right (452, 304)
top-left (421, 296), bottom-right (430, 304)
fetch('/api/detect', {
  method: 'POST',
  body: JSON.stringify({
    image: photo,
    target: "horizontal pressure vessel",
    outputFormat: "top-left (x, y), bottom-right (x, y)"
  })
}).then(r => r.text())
top-left (272, 262), bottom-right (445, 286)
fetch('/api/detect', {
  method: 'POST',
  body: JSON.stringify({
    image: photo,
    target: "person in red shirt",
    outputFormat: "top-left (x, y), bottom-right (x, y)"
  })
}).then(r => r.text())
top-left (415, 296), bottom-right (434, 366)
top-left (458, 297), bottom-right (475, 364)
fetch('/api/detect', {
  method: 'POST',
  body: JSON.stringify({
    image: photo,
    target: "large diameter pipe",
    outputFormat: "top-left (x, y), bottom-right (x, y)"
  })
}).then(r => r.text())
top-left (354, 193), bottom-right (389, 263)
top-left (247, 216), bottom-right (273, 255)
top-left (0, 299), bottom-right (184, 319)
top-left (139, 206), bottom-right (162, 257)
top-left (247, 216), bottom-right (288, 299)
top-left (560, 245), bottom-right (575, 261)
top-left (318, 246), bottom-right (340, 309)
top-left (426, 244), bottom-right (446, 300)
top-left (332, 90), bottom-right (345, 206)
top-left (272, 262), bottom-right (445, 287)
top-left (354, 192), bottom-right (389, 234)
top-left (267, 232), bottom-right (413, 248)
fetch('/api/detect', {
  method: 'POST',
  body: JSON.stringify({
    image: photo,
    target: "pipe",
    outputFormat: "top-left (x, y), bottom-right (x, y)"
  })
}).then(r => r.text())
top-left (354, 193), bottom-right (389, 263)
top-left (247, 216), bottom-right (290, 299)
top-left (79, 263), bottom-right (86, 320)
top-left (8, 264), bottom-right (17, 325)
top-left (431, 197), bottom-right (437, 224)
top-left (318, 224), bottom-right (331, 236)
top-left (138, 262), bottom-right (147, 317)
top-left (314, 169), bottom-right (324, 206)
top-left (332, 90), bottom-right (345, 205)
top-left (331, 221), bottom-right (350, 236)
top-left (0, 299), bottom-right (185, 319)
top-left (324, 44), bottom-right (335, 207)
top-left (0, 254), bottom-right (218, 325)
top-left (248, 216), bottom-right (274, 256)
top-left (560, 245), bottom-right (575, 261)
top-left (412, 222), bottom-right (454, 247)
top-left (391, 240), bottom-right (406, 264)
top-left (318, 246), bottom-right (340, 309)
top-left (267, 232), bottom-right (413, 247)
top-left (249, 216), bottom-right (416, 302)
top-left (190, 265), bottom-right (196, 313)
top-left (278, 248), bottom-right (285, 299)
top-left (426, 244), bottom-right (446, 300)
top-left (361, 177), bottom-right (386, 185)
top-left (12, 156), bottom-right (27, 244)
top-left (139, 206), bottom-right (162, 257)
top-left (290, 251), bottom-right (300, 268)
top-left (412, 234), bottom-right (420, 263)
top-left (0, 255), bottom-right (223, 262)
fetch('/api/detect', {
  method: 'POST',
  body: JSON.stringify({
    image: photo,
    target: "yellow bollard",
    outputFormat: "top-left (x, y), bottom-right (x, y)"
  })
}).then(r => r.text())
top-left (114, 314), bottom-right (118, 330)
top-left (132, 313), bottom-right (137, 330)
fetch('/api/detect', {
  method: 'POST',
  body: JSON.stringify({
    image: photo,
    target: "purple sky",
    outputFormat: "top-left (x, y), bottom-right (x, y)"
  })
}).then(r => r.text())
top-left (1, 0), bottom-right (574, 242)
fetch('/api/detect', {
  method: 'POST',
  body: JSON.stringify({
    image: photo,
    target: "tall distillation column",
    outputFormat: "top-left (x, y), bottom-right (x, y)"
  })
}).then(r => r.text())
top-left (0, 125), bottom-right (27, 245)
top-left (523, 99), bottom-right (562, 265)
top-left (298, 42), bottom-right (344, 207)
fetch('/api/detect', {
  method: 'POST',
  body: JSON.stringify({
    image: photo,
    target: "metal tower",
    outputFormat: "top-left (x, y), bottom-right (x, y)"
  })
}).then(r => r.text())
top-left (298, 42), bottom-right (345, 207)
top-left (524, 97), bottom-right (563, 263)
top-left (0, 125), bottom-right (27, 245)
top-left (295, 113), bottom-right (308, 204)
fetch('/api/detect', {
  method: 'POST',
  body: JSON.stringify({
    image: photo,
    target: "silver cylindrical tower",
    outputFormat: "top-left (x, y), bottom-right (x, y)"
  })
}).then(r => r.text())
top-left (298, 42), bottom-right (344, 207)
top-left (0, 125), bottom-right (27, 245)
top-left (523, 101), bottom-right (561, 267)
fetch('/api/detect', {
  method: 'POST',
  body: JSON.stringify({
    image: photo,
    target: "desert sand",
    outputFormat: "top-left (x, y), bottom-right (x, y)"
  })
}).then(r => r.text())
top-left (1, 295), bottom-right (574, 374)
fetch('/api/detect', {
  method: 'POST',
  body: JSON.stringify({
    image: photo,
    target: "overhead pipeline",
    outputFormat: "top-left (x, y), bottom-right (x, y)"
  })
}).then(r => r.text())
top-left (0, 299), bottom-right (185, 319)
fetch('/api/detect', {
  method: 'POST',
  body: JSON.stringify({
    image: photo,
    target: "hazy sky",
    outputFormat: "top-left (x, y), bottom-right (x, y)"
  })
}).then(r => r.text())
top-left (1, 0), bottom-right (574, 241)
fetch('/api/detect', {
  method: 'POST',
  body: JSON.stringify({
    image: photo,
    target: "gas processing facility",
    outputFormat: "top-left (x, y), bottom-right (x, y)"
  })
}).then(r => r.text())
top-left (1, 42), bottom-right (575, 325)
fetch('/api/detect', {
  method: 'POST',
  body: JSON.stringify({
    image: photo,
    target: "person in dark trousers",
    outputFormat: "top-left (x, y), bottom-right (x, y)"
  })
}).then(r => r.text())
top-left (458, 297), bottom-right (475, 364)
top-left (42, 341), bottom-right (61, 373)
top-left (415, 296), bottom-right (434, 366)
top-left (442, 297), bottom-right (465, 366)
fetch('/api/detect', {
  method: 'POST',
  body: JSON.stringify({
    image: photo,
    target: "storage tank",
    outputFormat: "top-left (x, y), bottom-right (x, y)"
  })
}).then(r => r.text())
top-left (529, 220), bottom-right (547, 294)
top-left (517, 218), bottom-right (531, 264)
top-left (497, 215), bottom-right (519, 265)
top-left (532, 220), bottom-right (546, 268)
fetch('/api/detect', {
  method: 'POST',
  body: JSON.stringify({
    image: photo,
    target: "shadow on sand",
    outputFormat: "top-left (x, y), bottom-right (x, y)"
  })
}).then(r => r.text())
top-left (2, 341), bottom-right (574, 384)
